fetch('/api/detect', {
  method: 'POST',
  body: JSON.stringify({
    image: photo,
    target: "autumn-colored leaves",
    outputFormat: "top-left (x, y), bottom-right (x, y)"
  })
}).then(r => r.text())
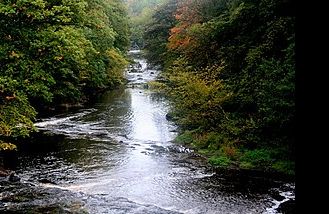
top-left (168, 0), bottom-right (201, 51)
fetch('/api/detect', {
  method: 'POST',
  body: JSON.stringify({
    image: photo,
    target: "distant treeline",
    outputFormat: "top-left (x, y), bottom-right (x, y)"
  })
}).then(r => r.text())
top-left (126, 0), bottom-right (167, 48)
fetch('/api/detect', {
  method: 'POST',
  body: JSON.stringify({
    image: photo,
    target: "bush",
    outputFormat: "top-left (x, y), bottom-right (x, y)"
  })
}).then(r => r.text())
top-left (165, 61), bottom-right (232, 131)
top-left (208, 155), bottom-right (231, 167)
top-left (174, 131), bottom-right (195, 144)
top-left (0, 141), bottom-right (17, 151)
top-left (240, 149), bottom-right (274, 169)
top-left (272, 160), bottom-right (295, 175)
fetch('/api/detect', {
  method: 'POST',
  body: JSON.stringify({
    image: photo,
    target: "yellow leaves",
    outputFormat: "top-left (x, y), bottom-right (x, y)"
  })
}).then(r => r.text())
top-left (0, 123), bottom-right (11, 137)
top-left (106, 49), bottom-right (128, 68)
top-left (96, 24), bottom-right (104, 29)
top-left (5, 34), bottom-right (12, 40)
top-left (0, 141), bottom-right (17, 151)
top-left (9, 51), bottom-right (20, 58)
top-left (54, 56), bottom-right (64, 61)
top-left (164, 60), bottom-right (233, 129)
top-left (148, 81), bottom-right (167, 92)
top-left (5, 94), bottom-right (16, 101)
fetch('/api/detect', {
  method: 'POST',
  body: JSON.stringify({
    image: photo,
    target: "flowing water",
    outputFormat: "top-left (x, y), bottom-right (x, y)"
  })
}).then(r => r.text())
top-left (0, 50), bottom-right (295, 213)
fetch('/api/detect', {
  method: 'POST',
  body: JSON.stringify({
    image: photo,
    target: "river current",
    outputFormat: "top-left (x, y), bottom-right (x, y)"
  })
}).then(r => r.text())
top-left (0, 50), bottom-right (295, 213)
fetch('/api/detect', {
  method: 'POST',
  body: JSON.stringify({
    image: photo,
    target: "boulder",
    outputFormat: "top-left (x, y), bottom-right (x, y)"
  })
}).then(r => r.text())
top-left (8, 172), bottom-right (20, 182)
top-left (277, 199), bottom-right (296, 214)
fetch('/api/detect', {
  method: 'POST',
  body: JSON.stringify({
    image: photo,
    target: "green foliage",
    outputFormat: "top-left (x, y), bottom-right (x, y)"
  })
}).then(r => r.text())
top-left (0, 141), bottom-right (17, 151)
top-left (143, 0), bottom-right (178, 67)
top-left (0, 77), bottom-right (37, 138)
top-left (103, 0), bottom-right (130, 52)
top-left (208, 155), bottom-right (231, 167)
top-left (105, 48), bottom-right (129, 86)
top-left (238, 148), bottom-right (295, 175)
top-left (272, 160), bottom-right (295, 175)
top-left (146, 0), bottom-right (295, 175)
top-left (126, 0), bottom-right (164, 16)
top-left (0, 0), bottom-right (130, 146)
top-left (174, 131), bottom-right (195, 144)
top-left (164, 61), bottom-right (232, 131)
top-left (240, 149), bottom-right (273, 168)
top-left (126, 0), bottom-right (168, 48)
top-left (147, 81), bottom-right (167, 92)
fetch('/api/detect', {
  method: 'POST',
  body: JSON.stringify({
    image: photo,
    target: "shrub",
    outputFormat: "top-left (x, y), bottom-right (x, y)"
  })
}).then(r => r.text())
top-left (208, 155), bottom-right (231, 167)
top-left (240, 149), bottom-right (274, 168)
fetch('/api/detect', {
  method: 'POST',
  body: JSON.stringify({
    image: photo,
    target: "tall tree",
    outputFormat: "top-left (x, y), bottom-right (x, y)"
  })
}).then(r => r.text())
top-left (146, 0), bottom-right (295, 173)
top-left (144, 0), bottom-right (178, 67)
top-left (0, 0), bottom-right (130, 149)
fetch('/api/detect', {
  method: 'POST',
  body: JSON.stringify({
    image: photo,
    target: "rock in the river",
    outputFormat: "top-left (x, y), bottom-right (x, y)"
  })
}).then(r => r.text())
top-left (269, 189), bottom-right (285, 201)
top-left (0, 169), bottom-right (9, 177)
top-left (277, 199), bottom-right (296, 214)
top-left (8, 172), bottom-right (20, 182)
top-left (0, 168), bottom-right (20, 182)
top-left (38, 178), bottom-right (57, 185)
top-left (165, 113), bottom-right (173, 121)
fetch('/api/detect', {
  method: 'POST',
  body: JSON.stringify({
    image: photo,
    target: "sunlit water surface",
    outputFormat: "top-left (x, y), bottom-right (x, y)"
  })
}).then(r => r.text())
top-left (0, 50), bottom-right (294, 214)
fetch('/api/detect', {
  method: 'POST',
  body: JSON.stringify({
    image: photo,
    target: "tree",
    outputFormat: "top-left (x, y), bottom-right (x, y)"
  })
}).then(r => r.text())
top-left (143, 0), bottom-right (178, 67)
top-left (155, 0), bottom-right (295, 173)
top-left (126, 0), bottom-right (167, 48)
top-left (0, 0), bottom-right (130, 149)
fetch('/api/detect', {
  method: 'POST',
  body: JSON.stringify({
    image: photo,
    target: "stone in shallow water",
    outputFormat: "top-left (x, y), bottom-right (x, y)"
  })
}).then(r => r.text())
top-left (8, 173), bottom-right (20, 182)
top-left (269, 189), bottom-right (285, 201)
top-left (277, 199), bottom-right (296, 214)
top-left (0, 182), bottom-right (87, 213)
top-left (38, 178), bottom-right (57, 185)
top-left (0, 169), bottom-right (10, 177)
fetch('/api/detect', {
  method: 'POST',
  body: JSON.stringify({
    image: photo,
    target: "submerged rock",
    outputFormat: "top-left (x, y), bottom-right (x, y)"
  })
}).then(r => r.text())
top-left (0, 169), bottom-right (10, 177)
top-left (269, 189), bottom-right (285, 201)
top-left (277, 199), bottom-right (296, 214)
top-left (0, 181), bottom-right (88, 213)
top-left (165, 113), bottom-right (173, 121)
top-left (8, 172), bottom-right (20, 182)
top-left (38, 178), bottom-right (57, 185)
top-left (0, 168), bottom-right (20, 183)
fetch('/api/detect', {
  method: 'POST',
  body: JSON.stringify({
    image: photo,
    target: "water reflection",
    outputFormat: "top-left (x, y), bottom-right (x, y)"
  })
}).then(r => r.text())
top-left (0, 51), bottom-right (295, 214)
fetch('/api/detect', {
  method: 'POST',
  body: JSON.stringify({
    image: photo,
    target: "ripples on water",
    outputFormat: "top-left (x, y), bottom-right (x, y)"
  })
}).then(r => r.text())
top-left (0, 50), bottom-right (295, 214)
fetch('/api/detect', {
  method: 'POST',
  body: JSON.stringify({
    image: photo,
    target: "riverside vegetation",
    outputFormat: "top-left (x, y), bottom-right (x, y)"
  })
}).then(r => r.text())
top-left (0, 0), bottom-right (130, 150)
top-left (143, 0), bottom-right (295, 176)
top-left (1, 0), bottom-right (295, 177)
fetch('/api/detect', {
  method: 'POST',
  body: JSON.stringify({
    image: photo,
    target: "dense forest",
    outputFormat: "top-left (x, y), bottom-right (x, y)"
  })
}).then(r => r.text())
top-left (143, 0), bottom-right (295, 175)
top-left (0, 0), bottom-right (130, 150)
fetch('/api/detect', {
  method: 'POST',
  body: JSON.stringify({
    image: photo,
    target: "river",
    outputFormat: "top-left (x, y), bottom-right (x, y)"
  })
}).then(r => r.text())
top-left (0, 50), bottom-right (295, 213)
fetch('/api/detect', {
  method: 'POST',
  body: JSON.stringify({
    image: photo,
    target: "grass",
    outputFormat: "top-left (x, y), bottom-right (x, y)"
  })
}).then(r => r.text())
top-left (208, 155), bottom-right (231, 167)
top-left (173, 131), bottom-right (295, 176)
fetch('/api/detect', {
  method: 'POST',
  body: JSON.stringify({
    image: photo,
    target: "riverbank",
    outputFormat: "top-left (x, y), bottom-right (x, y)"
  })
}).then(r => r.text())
top-left (170, 129), bottom-right (295, 180)
top-left (0, 51), bottom-right (295, 213)
top-left (147, 75), bottom-right (295, 180)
